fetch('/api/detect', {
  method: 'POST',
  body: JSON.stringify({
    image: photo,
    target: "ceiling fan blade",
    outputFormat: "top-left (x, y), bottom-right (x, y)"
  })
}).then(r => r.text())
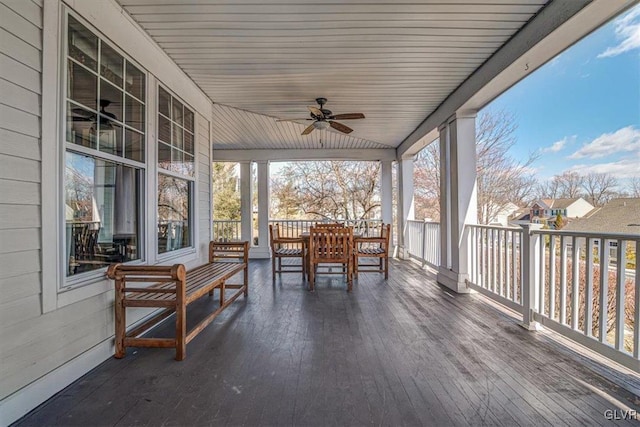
top-left (276, 118), bottom-right (313, 122)
top-left (301, 124), bottom-right (315, 135)
top-left (308, 106), bottom-right (323, 118)
top-left (331, 113), bottom-right (365, 120)
top-left (329, 121), bottom-right (353, 134)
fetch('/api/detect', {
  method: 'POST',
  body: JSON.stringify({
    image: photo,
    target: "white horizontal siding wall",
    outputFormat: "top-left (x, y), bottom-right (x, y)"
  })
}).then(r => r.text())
top-left (0, 0), bottom-right (213, 424)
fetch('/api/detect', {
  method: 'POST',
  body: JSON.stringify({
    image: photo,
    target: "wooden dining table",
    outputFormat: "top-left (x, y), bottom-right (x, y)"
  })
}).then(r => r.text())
top-left (299, 230), bottom-right (362, 278)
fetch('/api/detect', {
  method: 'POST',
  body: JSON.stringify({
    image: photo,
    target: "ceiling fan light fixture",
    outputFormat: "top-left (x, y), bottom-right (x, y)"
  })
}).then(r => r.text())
top-left (314, 120), bottom-right (330, 130)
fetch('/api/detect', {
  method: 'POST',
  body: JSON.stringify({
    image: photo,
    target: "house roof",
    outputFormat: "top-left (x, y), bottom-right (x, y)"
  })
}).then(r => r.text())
top-left (563, 198), bottom-right (640, 235)
top-left (540, 198), bottom-right (585, 209)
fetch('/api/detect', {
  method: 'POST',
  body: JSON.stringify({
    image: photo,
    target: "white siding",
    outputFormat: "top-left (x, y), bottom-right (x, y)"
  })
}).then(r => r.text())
top-left (0, 0), bottom-right (44, 404)
top-left (0, 0), bottom-right (213, 423)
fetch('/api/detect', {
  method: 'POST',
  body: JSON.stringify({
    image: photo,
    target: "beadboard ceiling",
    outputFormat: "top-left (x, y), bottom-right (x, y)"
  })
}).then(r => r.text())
top-left (117, 0), bottom-right (548, 150)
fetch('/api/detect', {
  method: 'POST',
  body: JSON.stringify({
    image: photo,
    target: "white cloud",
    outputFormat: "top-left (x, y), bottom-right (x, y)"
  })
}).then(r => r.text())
top-left (569, 126), bottom-right (640, 159)
top-left (598, 5), bottom-right (640, 58)
top-left (568, 154), bottom-right (640, 179)
top-left (543, 136), bottom-right (574, 153)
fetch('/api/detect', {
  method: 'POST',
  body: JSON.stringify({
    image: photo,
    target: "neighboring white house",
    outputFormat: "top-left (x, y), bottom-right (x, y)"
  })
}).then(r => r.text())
top-left (510, 197), bottom-right (594, 228)
top-left (483, 202), bottom-right (520, 226)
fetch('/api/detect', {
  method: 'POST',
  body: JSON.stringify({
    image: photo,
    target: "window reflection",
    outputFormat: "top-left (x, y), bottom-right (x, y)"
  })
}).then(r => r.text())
top-left (157, 174), bottom-right (191, 253)
top-left (65, 152), bottom-right (141, 276)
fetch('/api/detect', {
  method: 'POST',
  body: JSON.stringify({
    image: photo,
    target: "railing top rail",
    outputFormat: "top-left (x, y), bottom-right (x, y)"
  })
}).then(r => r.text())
top-left (532, 228), bottom-right (640, 240)
top-left (467, 224), bottom-right (522, 232)
top-left (407, 219), bottom-right (440, 225)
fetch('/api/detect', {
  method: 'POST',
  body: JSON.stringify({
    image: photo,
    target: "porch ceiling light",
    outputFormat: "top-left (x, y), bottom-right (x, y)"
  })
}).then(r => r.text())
top-left (313, 120), bottom-right (330, 130)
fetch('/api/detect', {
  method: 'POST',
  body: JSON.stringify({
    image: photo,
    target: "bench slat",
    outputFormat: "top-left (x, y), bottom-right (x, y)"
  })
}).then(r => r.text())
top-left (108, 241), bottom-right (249, 361)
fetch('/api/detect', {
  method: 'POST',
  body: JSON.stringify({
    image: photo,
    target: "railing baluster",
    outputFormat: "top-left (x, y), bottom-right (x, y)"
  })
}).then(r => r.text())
top-left (615, 239), bottom-right (626, 351)
top-left (507, 230), bottom-right (512, 299)
top-left (634, 240), bottom-right (640, 359)
top-left (599, 238), bottom-right (610, 344)
top-left (560, 235), bottom-right (568, 325)
top-left (498, 229), bottom-right (504, 297)
top-left (492, 229), bottom-right (497, 293)
top-left (549, 235), bottom-right (556, 321)
top-left (538, 232), bottom-right (546, 316)
top-left (512, 230), bottom-right (517, 301)
top-left (571, 236), bottom-right (580, 330)
top-left (585, 238), bottom-right (594, 337)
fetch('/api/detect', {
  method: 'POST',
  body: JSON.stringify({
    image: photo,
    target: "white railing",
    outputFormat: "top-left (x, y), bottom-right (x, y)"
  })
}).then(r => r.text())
top-left (467, 224), bottom-right (524, 313)
top-left (269, 219), bottom-right (383, 238)
top-left (405, 220), bottom-right (440, 268)
top-left (212, 219), bottom-right (241, 241)
top-left (465, 224), bottom-right (640, 372)
top-left (212, 219), bottom-right (384, 242)
top-left (528, 229), bottom-right (639, 371)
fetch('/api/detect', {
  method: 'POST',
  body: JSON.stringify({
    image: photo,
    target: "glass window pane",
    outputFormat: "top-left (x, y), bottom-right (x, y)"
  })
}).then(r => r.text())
top-left (67, 102), bottom-right (96, 149)
top-left (172, 99), bottom-right (184, 126)
top-left (157, 174), bottom-right (191, 253)
top-left (184, 131), bottom-right (194, 155)
top-left (125, 129), bottom-right (144, 162)
top-left (125, 95), bottom-right (145, 132)
top-left (159, 86), bottom-right (170, 117)
top-left (97, 117), bottom-right (122, 156)
top-left (171, 148), bottom-right (183, 174)
top-left (68, 60), bottom-right (97, 110)
top-left (68, 16), bottom-right (97, 71)
top-left (126, 62), bottom-right (145, 100)
top-left (158, 115), bottom-right (171, 143)
top-left (183, 154), bottom-right (195, 177)
top-left (100, 43), bottom-right (123, 87)
top-left (172, 123), bottom-right (183, 150)
top-left (99, 80), bottom-right (123, 122)
top-left (65, 152), bottom-right (141, 276)
top-left (158, 142), bottom-right (171, 170)
top-left (184, 109), bottom-right (194, 132)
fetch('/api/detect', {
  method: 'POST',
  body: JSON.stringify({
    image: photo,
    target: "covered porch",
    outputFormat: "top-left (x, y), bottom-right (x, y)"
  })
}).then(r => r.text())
top-left (2, 0), bottom-right (640, 425)
top-left (15, 259), bottom-right (640, 426)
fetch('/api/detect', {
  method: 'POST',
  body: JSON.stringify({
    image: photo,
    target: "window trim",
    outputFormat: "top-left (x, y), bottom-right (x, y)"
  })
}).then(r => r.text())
top-left (155, 84), bottom-right (197, 256)
top-left (60, 9), bottom-right (150, 290)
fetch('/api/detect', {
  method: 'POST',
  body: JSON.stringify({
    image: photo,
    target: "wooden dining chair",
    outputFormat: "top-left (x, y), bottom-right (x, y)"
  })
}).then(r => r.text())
top-left (353, 223), bottom-right (391, 279)
top-left (269, 223), bottom-right (306, 282)
top-left (313, 222), bottom-right (343, 228)
top-left (308, 226), bottom-right (353, 292)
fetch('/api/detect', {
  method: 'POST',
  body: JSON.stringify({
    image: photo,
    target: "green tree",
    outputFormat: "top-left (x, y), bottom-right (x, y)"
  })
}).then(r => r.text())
top-left (212, 162), bottom-right (241, 220)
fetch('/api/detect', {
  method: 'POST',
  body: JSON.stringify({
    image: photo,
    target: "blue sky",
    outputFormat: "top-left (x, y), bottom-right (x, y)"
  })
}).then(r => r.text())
top-left (487, 4), bottom-right (640, 184)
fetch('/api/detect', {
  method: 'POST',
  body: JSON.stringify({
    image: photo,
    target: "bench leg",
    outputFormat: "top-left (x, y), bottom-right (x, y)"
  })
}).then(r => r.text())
top-left (244, 265), bottom-right (249, 297)
top-left (175, 303), bottom-right (186, 361)
top-left (114, 281), bottom-right (126, 358)
top-left (220, 282), bottom-right (225, 307)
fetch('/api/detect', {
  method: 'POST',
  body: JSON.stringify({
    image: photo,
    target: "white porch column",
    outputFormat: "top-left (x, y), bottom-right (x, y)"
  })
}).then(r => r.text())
top-left (396, 157), bottom-right (414, 259)
top-left (252, 161), bottom-right (271, 258)
top-left (437, 113), bottom-right (478, 293)
top-left (380, 160), bottom-right (393, 226)
top-left (239, 161), bottom-right (253, 246)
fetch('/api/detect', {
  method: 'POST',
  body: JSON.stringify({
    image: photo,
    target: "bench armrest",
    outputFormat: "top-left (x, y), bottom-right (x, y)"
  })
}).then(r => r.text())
top-left (210, 241), bottom-right (249, 263)
top-left (107, 263), bottom-right (186, 282)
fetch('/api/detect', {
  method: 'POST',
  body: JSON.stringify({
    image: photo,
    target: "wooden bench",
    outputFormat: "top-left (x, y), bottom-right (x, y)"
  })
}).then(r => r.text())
top-left (106, 241), bottom-right (249, 360)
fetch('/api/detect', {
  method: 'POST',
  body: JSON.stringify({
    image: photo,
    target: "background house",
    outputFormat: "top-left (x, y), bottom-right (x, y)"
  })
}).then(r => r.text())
top-left (513, 197), bottom-right (595, 228)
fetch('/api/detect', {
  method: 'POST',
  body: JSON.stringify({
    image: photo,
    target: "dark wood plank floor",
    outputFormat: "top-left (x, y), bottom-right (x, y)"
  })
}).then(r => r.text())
top-left (14, 259), bottom-right (640, 426)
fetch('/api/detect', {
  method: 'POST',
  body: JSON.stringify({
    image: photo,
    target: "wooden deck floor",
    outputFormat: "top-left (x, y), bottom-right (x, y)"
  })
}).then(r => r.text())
top-left (14, 259), bottom-right (640, 426)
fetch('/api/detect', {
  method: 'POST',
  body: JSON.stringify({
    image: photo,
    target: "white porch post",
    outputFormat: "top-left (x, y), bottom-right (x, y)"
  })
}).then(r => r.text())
top-left (437, 113), bottom-right (478, 293)
top-left (521, 223), bottom-right (543, 330)
top-left (380, 160), bottom-right (393, 226)
top-left (239, 161), bottom-right (253, 246)
top-left (252, 160), bottom-right (271, 258)
top-left (396, 157), bottom-right (414, 259)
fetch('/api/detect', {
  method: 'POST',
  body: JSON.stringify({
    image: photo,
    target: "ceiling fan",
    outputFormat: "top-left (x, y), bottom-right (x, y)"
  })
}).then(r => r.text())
top-left (70, 99), bottom-right (117, 129)
top-left (277, 98), bottom-right (365, 135)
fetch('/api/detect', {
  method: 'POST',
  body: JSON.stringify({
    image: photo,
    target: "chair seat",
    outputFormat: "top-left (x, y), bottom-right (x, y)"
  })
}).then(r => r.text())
top-left (357, 247), bottom-right (386, 255)
top-left (274, 247), bottom-right (303, 256)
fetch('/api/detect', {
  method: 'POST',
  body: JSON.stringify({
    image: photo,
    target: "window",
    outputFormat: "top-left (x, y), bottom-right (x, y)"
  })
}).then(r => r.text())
top-left (157, 86), bottom-right (195, 253)
top-left (65, 15), bottom-right (146, 278)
